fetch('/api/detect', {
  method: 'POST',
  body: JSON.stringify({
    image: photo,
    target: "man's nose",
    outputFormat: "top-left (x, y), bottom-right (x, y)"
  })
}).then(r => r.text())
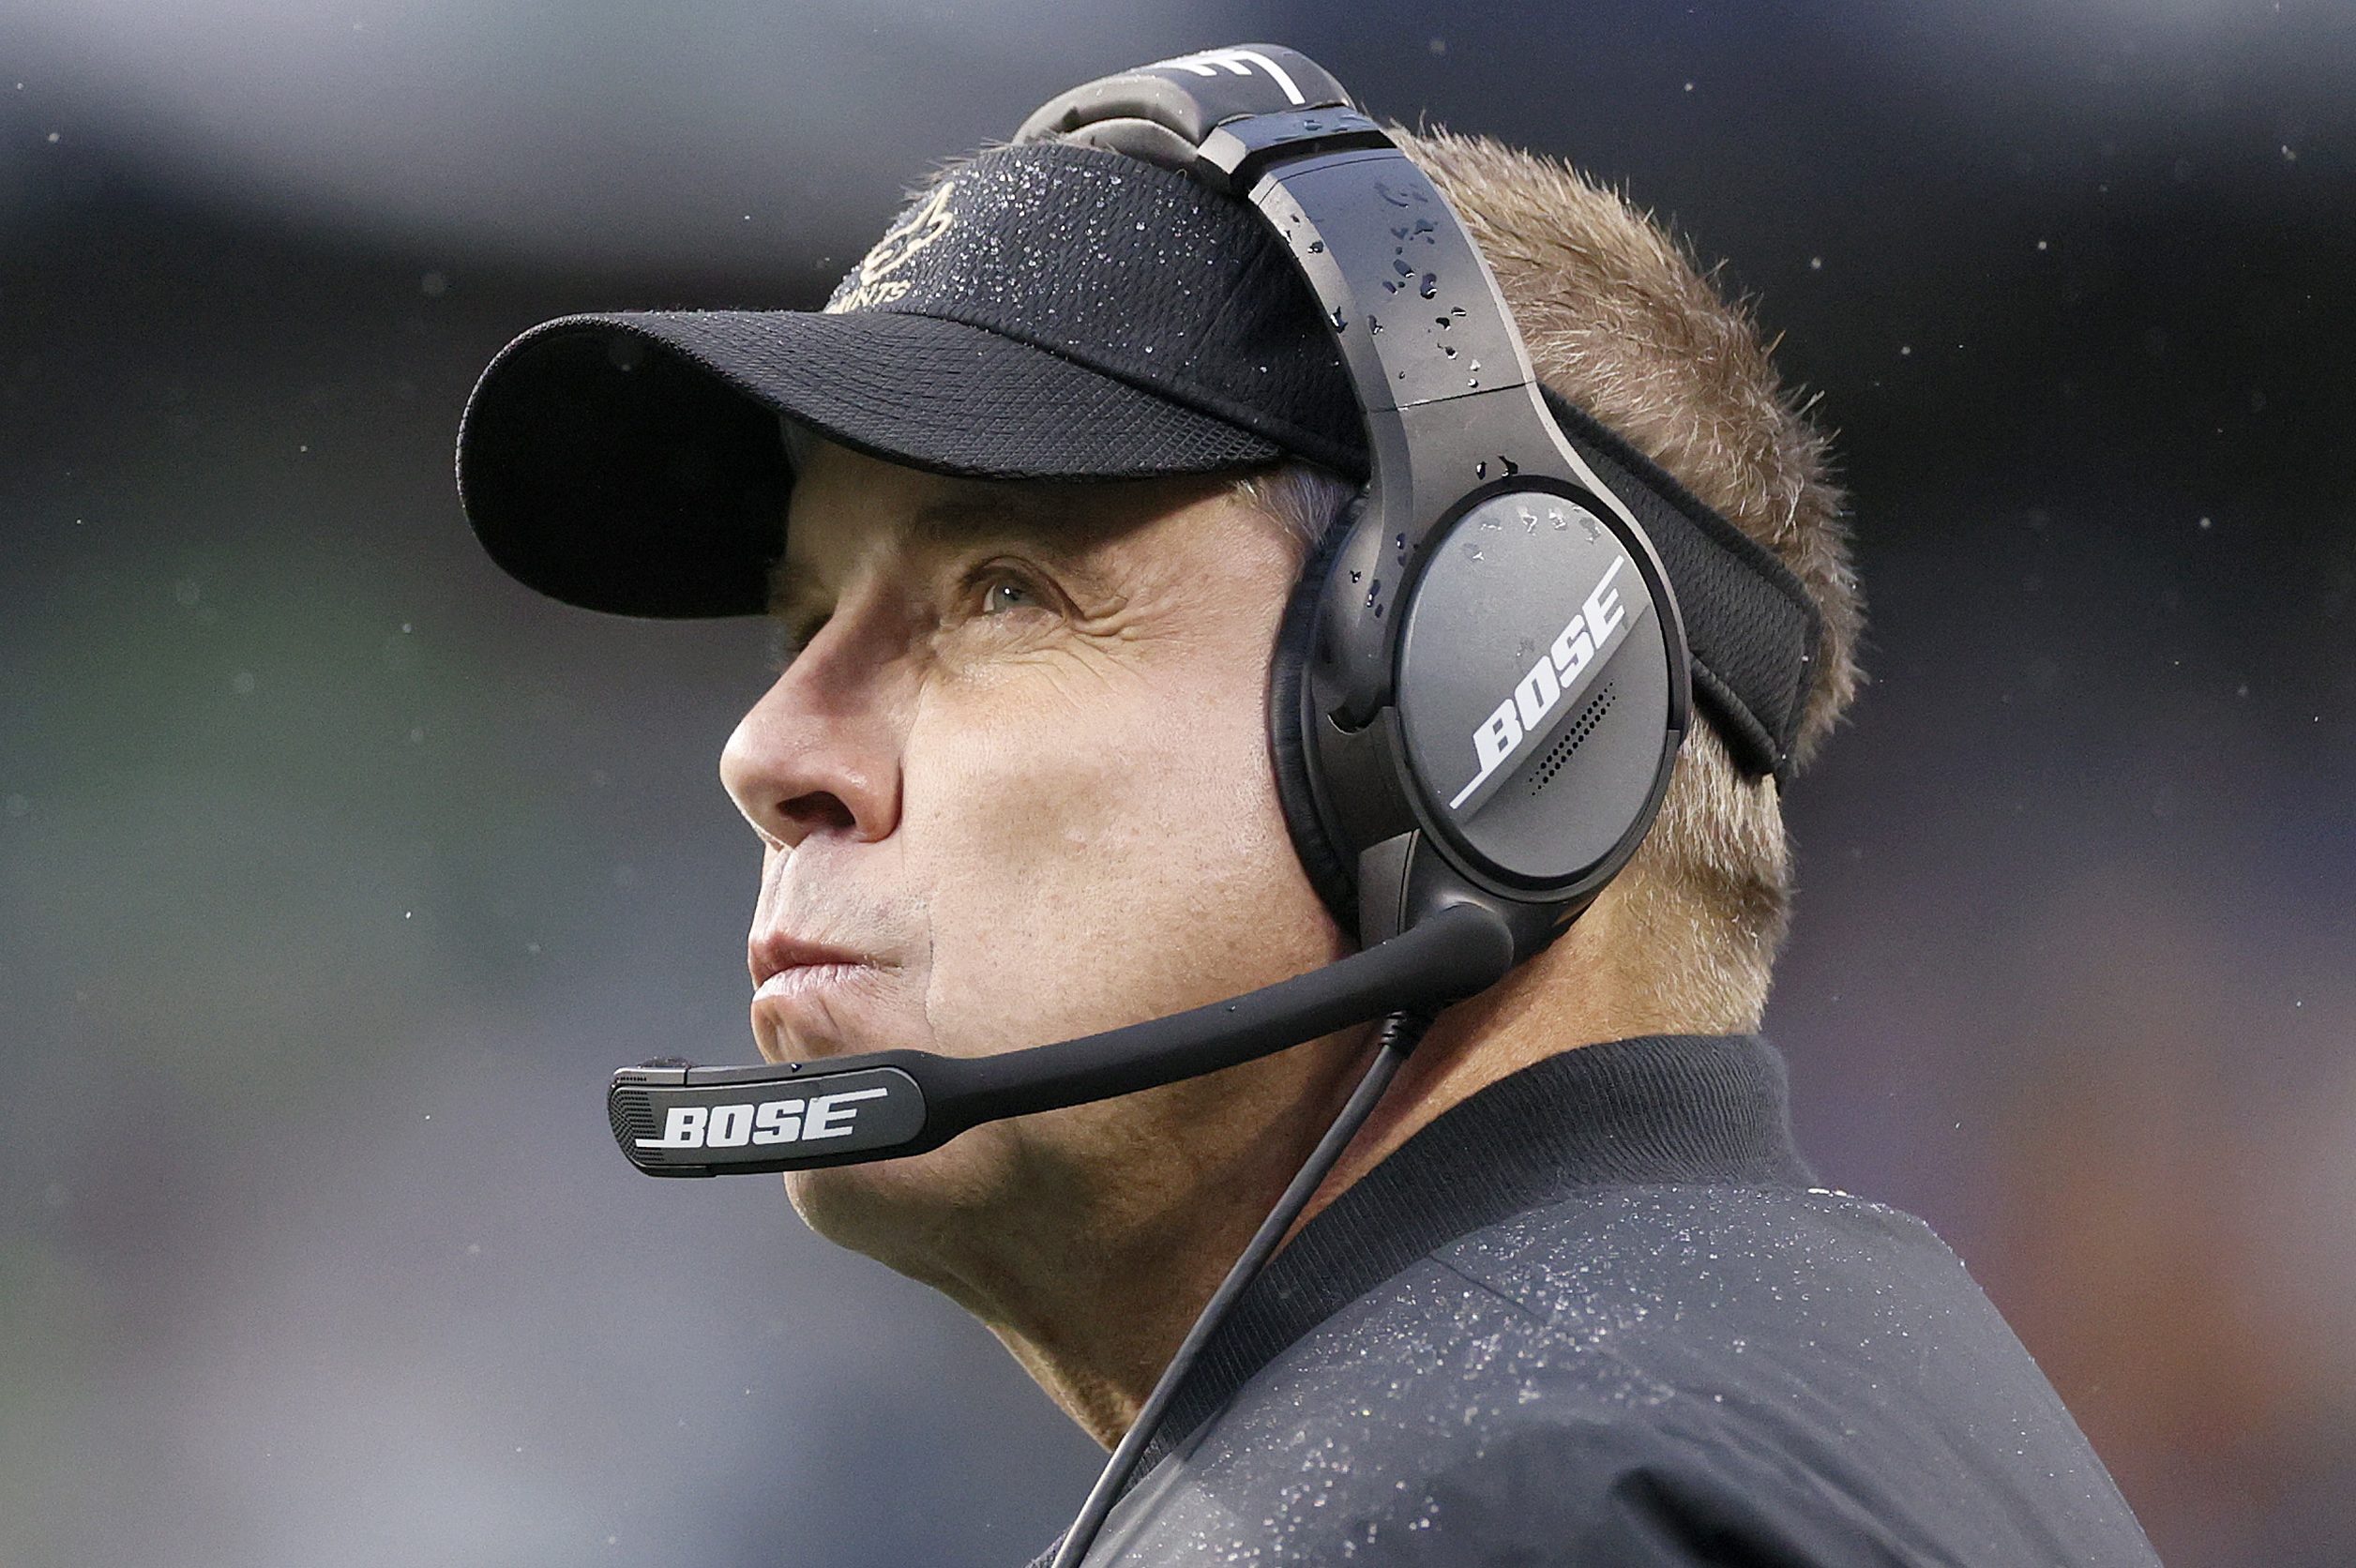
top-left (719, 637), bottom-right (903, 851)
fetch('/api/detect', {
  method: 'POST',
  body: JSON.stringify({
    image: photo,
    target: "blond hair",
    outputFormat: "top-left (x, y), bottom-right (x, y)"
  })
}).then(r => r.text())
top-left (1244, 126), bottom-right (1864, 1032)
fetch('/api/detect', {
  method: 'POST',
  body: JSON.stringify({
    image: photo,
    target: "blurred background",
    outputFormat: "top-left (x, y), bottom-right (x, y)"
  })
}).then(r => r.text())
top-left (2, 1), bottom-right (2349, 1563)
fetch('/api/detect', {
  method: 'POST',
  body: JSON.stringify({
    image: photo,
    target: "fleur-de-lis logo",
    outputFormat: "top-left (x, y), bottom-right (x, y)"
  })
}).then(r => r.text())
top-left (829, 181), bottom-right (959, 312)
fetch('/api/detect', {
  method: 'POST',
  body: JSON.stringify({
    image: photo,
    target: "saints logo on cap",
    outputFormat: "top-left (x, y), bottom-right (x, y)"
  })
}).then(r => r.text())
top-left (829, 181), bottom-right (960, 313)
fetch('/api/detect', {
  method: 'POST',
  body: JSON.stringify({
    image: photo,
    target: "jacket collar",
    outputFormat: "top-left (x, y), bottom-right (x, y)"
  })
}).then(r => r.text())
top-left (1139, 1032), bottom-right (1816, 1476)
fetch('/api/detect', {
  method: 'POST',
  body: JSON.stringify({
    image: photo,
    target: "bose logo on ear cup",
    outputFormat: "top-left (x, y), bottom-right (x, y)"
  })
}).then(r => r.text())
top-left (1450, 553), bottom-right (1638, 814)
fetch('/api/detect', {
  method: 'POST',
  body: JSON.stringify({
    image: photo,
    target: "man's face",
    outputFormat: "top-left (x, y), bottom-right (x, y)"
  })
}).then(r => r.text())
top-left (720, 439), bottom-right (1354, 1291)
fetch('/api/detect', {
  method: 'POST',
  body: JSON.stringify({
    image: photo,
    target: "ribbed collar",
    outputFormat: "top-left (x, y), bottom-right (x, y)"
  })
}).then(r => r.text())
top-left (1136, 1032), bottom-right (1815, 1477)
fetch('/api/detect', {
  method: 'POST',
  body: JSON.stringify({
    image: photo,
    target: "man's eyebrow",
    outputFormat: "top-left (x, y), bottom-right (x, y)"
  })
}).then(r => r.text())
top-left (906, 482), bottom-right (1099, 544)
top-left (765, 483), bottom-right (1109, 615)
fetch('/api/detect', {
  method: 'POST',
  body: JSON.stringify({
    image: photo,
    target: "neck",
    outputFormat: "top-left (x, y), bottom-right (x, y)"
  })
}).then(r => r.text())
top-left (1301, 889), bottom-right (1664, 1235)
top-left (919, 893), bottom-right (1664, 1450)
top-left (911, 1049), bottom-right (1375, 1449)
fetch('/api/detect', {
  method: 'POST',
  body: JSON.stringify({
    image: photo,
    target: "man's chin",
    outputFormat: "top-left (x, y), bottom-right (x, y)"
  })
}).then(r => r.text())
top-left (782, 1137), bottom-right (1013, 1292)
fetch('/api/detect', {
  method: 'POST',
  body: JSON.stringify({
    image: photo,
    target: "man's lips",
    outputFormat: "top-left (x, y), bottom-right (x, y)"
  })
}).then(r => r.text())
top-left (752, 961), bottom-right (876, 1003)
top-left (748, 931), bottom-right (878, 989)
top-left (748, 931), bottom-right (892, 1062)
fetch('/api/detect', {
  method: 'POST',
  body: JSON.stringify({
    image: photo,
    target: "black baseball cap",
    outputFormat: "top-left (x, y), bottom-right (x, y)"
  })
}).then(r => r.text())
top-left (457, 138), bottom-right (1366, 619)
top-left (459, 128), bottom-right (1825, 780)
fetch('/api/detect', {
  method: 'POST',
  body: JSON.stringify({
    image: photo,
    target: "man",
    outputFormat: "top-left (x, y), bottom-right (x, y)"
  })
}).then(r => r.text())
top-left (458, 53), bottom-right (2161, 1566)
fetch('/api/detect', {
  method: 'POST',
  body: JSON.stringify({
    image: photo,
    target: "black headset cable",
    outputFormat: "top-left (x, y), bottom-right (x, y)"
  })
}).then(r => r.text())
top-left (1048, 1007), bottom-right (1434, 1568)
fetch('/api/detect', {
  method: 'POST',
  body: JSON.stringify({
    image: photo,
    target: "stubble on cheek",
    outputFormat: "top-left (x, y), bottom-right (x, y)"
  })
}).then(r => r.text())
top-left (902, 660), bottom-right (1258, 1062)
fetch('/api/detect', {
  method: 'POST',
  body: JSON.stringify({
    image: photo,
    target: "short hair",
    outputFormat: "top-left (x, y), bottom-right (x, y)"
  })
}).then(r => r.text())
top-left (1239, 126), bottom-right (1863, 1031)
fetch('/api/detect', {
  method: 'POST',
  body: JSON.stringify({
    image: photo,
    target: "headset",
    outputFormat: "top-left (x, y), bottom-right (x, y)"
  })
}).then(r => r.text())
top-left (605, 45), bottom-right (1813, 1563)
top-left (609, 45), bottom-right (1698, 1178)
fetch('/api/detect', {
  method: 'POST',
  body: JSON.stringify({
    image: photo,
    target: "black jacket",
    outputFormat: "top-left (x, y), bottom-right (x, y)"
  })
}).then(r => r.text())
top-left (1035, 1033), bottom-right (2161, 1566)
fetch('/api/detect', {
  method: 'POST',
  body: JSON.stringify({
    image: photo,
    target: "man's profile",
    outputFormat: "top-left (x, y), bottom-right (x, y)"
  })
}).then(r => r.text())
top-left (456, 46), bottom-right (2160, 1567)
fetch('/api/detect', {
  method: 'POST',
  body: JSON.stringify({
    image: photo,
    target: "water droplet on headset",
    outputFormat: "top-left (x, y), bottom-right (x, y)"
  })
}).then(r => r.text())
top-left (1349, 568), bottom-right (1362, 583)
top-left (1451, 306), bottom-right (1466, 317)
top-left (1331, 306), bottom-right (1349, 331)
top-left (1436, 315), bottom-right (1451, 329)
top-left (1367, 314), bottom-right (1383, 334)
top-left (1475, 460), bottom-right (1488, 479)
top-left (1414, 219), bottom-right (1437, 237)
top-left (1442, 344), bottom-right (1457, 357)
top-left (1366, 578), bottom-right (1382, 608)
top-left (1419, 274), bottom-right (1439, 298)
top-left (1500, 455), bottom-right (1518, 475)
top-left (1393, 257), bottom-right (1414, 279)
top-left (1307, 238), bottom-right (1324, 253)
top-left (1374, 603), bottom-right (1385, 619)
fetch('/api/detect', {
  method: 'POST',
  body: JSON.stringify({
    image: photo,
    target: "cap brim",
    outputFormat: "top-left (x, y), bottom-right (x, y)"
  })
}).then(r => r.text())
top-left (457, 309), bottom-right (1289, 617)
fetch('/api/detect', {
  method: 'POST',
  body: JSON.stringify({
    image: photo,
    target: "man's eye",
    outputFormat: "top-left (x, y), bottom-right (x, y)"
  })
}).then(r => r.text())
top-left (979, 578), bottom-right (1040, 615)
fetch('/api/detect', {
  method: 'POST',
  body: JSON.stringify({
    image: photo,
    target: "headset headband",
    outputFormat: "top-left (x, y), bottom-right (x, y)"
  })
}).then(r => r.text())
top-left (1020, 47), bottom-right (1820, 786)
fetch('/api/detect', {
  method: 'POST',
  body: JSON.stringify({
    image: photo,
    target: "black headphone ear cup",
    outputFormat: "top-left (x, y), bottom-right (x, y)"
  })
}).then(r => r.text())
top-left (1267, 495), bottom-right (1367, 940)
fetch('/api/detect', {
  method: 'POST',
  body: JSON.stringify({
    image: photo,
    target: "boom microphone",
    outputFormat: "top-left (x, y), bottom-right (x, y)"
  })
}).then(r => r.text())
top-left (609, 899), bottom-right (1516, 1177)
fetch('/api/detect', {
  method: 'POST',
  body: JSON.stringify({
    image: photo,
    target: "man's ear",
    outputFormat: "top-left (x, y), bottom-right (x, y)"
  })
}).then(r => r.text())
top-left (1264, 496), bottom-right (1367, 943)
